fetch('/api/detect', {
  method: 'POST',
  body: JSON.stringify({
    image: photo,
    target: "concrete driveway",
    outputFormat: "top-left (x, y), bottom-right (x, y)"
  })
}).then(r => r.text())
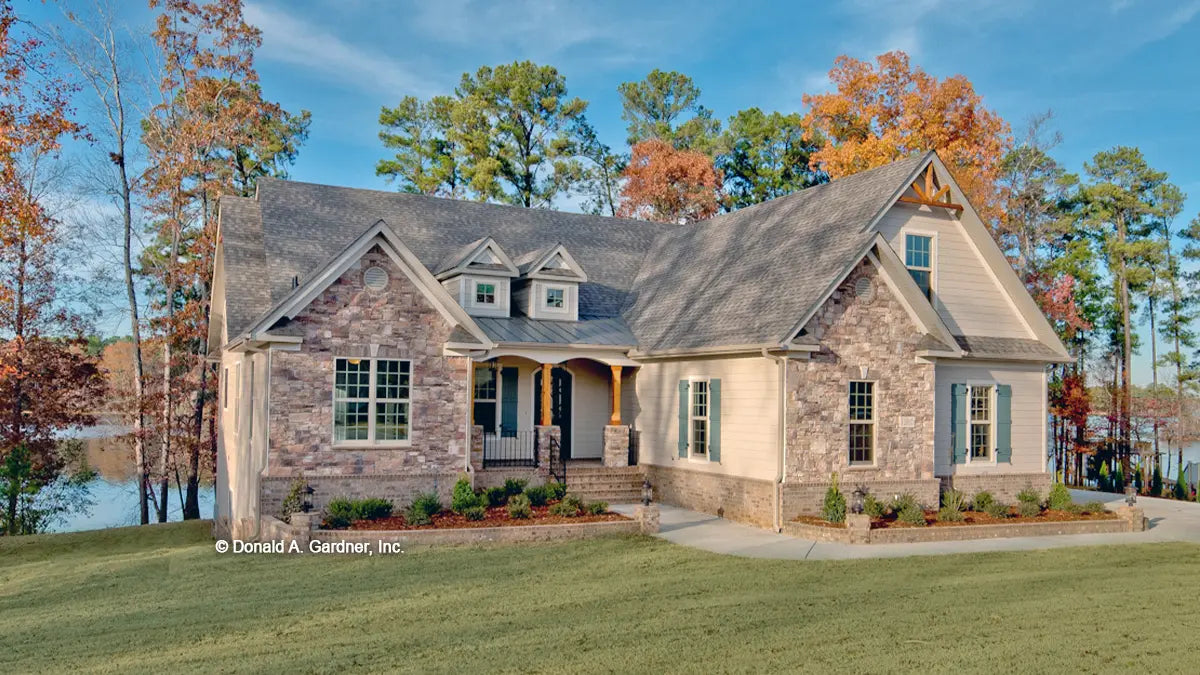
top-left (613, 490), bottom-right (1200, 560)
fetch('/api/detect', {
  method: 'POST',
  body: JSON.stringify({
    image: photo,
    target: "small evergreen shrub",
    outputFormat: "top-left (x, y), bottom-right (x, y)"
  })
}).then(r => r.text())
top-left (863, 494), bottom-right (887, 519)
top-left (1082, 501), bottom-right (1107, 514)
top-left (355, 498), bottom-right (394, 521)
top-left (940, 489), bottom-right (968, 514)
top-left (545, 481), bottom-right (567, 501)
top-left (1016, 486), bottom-right (1041, 506)
top-left (890, 493), bottom-right (918, 514)
top-left (278, 478), bottom-right (308, 520)
top-left (1098, 462), bottom-right (1111, 492)
top-left (937, 506), bottom-right (965, 522)
top-left (507, 493), bottom-right (532, 519)
top-left (1017, 500), bottom-right (1041, 518)
top-left (1174, 466), bottom-right (1188, 500)
top-left (504, 478), bottom-right (528, 497)
top-left (406, 492), bottom-right (442, 526)
top-left (1133, 467), bottom-right (1144, 492)
top-left (451, 476), bottom-right (482, 514)
top-left (897, 503), bottom-right (926, 526)
top-left (984, 501), bottom-right (1010, 519)
top-left (972, 491), bottom-right (995, 512)
top-left (1063, 503), bottom-right (1085, 515)
top-left (1151, 464), bottom-right (1164, 497)
top-left (1046, 482), bottom-right (1072, 511)
top-left (549, 500), bottom-right (580, 517)
top-left (1112, 465), bottom-right (1125, 493)
top-left (585, 501), bottom-right (608, 515)
top-left (524, 485), bottom-right (549, 507)
top-left (463, 505), bottom-right (486, 521)
top-left (324, 497), bottom-right (357, 529)
top-left (822, 473), bottom-right (847, 524)
top-left (483, 486), bottom-right (507, 508)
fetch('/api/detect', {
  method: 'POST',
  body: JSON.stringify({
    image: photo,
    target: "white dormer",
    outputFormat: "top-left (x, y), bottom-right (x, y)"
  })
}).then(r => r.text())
top-left (512, 244), bottom-right (586, 322)
top-left (435, 237), bottom-right (519, 318)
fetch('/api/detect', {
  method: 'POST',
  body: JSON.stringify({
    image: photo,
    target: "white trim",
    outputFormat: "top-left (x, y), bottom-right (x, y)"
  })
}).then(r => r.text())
top-left (435, 236), bottom-right (520, 279)
top-left (523, 243), bottom-right (588, 282)
top-left (900, 227), bottom-right (938, 300)
top-left (848, 379), bottom-right (878, 467)
top-left (686, 376), bottom-right (712, 462)
top-left (964, 381), bottom-right (997, 464)
top-left (330, 355), bottom-right (414, 448)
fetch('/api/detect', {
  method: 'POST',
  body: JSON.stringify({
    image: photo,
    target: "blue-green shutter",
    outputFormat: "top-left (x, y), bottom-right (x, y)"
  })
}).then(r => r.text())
top-left (677, 380), bottom-right (689, 458)
top-left (500, 367), bottom-right (518, 436)
top-left (951, 384), bottom-right (967, 464)
top-left (709, 379), bottom-right (721, 463)
top-left (995, 384), bottom-right (1012, 463)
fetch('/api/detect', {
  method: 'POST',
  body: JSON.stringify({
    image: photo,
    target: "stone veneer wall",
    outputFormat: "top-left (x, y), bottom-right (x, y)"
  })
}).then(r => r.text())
top-left (940, 473), bottom-right (1053, 504)
top-left (263, 245), bottom-right (470, 504)
top-left (784, 259), bottom-right (938, 516)
top-left (643, 464), bottom-right (775, 528)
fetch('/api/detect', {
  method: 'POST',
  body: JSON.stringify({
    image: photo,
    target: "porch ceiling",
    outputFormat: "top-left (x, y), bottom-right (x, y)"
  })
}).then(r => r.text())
top-left (480, 346), bottom-right (640, 367)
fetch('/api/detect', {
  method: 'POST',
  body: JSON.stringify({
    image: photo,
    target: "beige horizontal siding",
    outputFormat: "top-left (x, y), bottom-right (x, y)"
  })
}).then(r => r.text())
top-left (934, 361), bottom-right (1047, 476)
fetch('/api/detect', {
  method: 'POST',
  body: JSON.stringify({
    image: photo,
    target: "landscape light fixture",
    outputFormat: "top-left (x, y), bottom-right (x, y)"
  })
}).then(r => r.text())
top-left (851, 488), bottom-right (866, 515)
top-left (641, 479), bottom-right (653, 506)
top-left (301, 483), bottom-right (315, 513)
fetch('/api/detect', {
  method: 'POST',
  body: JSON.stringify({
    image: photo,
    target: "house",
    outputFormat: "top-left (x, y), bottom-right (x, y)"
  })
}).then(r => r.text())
top-left (209, 151), bottom-right (1070, 539)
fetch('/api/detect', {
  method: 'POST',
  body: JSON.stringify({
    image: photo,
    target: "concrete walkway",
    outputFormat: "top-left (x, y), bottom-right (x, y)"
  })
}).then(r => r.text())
top-left (613, 490), bottom-right (1200, 560)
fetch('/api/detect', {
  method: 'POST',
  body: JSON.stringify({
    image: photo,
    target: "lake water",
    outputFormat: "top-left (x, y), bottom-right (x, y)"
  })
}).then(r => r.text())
top-left (52, 425), bottom-right (214, 533)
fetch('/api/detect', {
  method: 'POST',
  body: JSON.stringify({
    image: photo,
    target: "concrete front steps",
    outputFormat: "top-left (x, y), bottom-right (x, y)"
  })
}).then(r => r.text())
top-left (564, 465), bottom-right (645, 503)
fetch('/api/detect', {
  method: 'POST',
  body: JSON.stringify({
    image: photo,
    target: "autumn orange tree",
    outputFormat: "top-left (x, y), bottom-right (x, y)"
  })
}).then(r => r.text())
top-left (0, 2), bottom-right (106, 534)
top-left (803, 51), bottom-right (1011, 226)
top-left (617, 139), bottom-right (722, 224)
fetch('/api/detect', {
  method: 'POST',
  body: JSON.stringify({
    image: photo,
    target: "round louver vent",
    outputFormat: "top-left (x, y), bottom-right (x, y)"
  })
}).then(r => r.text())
top-left (363, 266), bottom-right (389, 291)
top-left (854, 277), bottom-right (874, 302)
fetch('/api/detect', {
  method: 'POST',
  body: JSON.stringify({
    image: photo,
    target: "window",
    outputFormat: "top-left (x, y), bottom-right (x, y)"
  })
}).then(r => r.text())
top-left (545, 287), bottom-right (565, 309)
top-left (689, 379), bottom-right (709, 459)
top-left (473, 366), bottom-right (497, 431)
top-left (474, 281), bottom-right (496, 305)
top-left (904, 233), bottom-right (933, 300)
top-left (222, 367), bottom-right (229, 408)
top-left (849, 381), bottom-right (875, 465)
top-left (969, 385), bottom-right (993, 460)
top-left (334, 358), bottom-right (410, 444)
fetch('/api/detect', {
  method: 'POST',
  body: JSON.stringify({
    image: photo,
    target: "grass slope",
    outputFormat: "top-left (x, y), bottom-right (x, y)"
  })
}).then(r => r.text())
top-left (1, 523), bottom-right (1196, 673)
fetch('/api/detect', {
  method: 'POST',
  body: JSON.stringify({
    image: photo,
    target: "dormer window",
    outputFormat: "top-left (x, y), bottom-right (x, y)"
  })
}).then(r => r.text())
top-left (475, 281), bottom-right (497, 306)
top-left (546, 287), bottom-right (564, 309)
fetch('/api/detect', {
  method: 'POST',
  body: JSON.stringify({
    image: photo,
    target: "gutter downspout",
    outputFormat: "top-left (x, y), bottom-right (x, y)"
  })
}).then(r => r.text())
top-left (764, 348), bottom-right (788, 532)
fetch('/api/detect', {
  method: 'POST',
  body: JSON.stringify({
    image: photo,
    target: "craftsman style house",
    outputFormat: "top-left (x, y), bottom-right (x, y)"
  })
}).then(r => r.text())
top-left (210, 152), bottom-right (1070, 538)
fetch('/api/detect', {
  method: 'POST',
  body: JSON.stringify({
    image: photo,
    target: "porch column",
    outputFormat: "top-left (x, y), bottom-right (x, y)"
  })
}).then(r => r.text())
top-left (609, 365), bottom-right (622, 425)
top-left (540, 363), bottom-right (553, 426)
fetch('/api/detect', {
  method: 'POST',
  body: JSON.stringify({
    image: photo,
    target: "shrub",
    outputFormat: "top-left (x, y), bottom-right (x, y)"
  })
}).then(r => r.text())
top-left (1174, 466), bottom-right (1188, 500)
top-left (890, 493), bottom-right (918, 514)
top-left (821, 473), bottom-right (847, 524)
top-left (586, 501), bottom-right (608, 515)
top-left (1151, 463), bottom-right (1164, 497)
top-left (1098, 462), bottom-right (1111, 492)
top-left (1133, 466), bottom-right (1144, 492)
top-left (1016, 486), bottom-right (1041, 506)
top-left (507, 493), bottom-right (532, 519)
top-left (406, 492), bottom-right (442, 526)
top-left (984, 501), bottom-right (1010, 519)
top-left (1046, 482), bottom-right (1072, 511)
top-left (451, 476), bottom-right (482, 514)
top-left (524, 485), bottom-right (549, 507)
top-left (463, 505), bottom-right (486, 521)
top-left (355, 498), bottom-right (394, 521)
top-left (503, 478), bottom-right (528, 497)
top-left (483, 486), bottom-right (507, 508)
top-left (863, 494), bottom-right (887, 519)
top-left (940, 489), bottom-right (968, 514)
top-left (1063, 503), bottom-right (1085, 515)
top-left (549, 500), bottom-right (579, 517)
top-left (324, 497), bottom-right (357, 529)
top-left (545, 481), bottom-right (567, 501)
top-left (1082, 501), bottom-right (1107, 514)
top-left (1017, 500), bottom-right (1041, 518)
top-left (897, 503), bottom-right (926, 527)
top-left (1112, 465), bottom-right (1125, 493)
top-left (278, 478), bottom-right (308, 520)
top-left (971, 491), bottom-right (995, 512)
top-left (937, 506), bottom-right (964, 522)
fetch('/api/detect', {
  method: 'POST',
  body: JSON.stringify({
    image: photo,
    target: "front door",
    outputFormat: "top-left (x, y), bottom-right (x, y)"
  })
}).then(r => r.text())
top-left (534, 367), bottom-right (572, 459)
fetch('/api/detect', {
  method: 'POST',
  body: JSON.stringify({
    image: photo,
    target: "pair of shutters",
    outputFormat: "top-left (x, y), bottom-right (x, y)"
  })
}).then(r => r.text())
top-left (950, 383), bottom-right (1012, 463)
top-left (677, 379), bottom-right (721, 462)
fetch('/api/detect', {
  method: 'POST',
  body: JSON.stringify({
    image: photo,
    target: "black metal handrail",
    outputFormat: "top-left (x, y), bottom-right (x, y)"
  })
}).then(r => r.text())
top-left (548, 434), bottom-right (565, 485)
top-left (482, 430), bottom-right (537, 468)
top-left (628, 428), bottom-right (640, 467)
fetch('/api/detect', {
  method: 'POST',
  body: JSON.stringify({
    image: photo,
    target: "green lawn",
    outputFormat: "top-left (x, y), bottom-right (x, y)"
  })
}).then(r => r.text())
top-left (1, 523), bottom-right (1195, 673)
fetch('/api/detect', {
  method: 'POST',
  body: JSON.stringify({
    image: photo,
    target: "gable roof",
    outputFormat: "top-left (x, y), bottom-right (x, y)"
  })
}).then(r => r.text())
top-left (434, 236), bottom-right (519, 278)
top-left (514, 243), bottom-right (588, 281)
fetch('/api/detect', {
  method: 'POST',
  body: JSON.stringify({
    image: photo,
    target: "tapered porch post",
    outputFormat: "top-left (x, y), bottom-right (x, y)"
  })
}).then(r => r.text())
top-left (540, 363), bottom-right (553, 426)
top-left (609, 365), bottom-right (622, 425)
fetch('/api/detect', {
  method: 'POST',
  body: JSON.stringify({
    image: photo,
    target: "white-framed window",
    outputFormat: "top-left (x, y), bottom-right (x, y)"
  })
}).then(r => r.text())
top-left (334, 357), bottom-right (411, 444)
top-left (222, 367), bottom-right (229, 408)
top-left (545, 287), bottom-right (565, 309)
top-left (904, 232), bottom-right (934, 300)
top-left (474, 281), bottom-right (497, 306)
top-left (689, 379), bottom-right (709, 459)
top-left (968, 384), bottom-right (994, 460)
top-left (848, 381), bottom-right (875, 465)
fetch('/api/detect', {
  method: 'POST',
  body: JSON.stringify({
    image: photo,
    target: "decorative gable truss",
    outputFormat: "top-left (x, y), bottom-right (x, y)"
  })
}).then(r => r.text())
top-left (897, 163), bottom-right (964, 212)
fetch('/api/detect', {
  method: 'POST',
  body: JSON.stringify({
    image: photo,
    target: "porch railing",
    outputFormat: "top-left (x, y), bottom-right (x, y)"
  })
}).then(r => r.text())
top-left (548, 434), bottom-right (565, 485)
top-left (482, 430), bottom-right (537, 468)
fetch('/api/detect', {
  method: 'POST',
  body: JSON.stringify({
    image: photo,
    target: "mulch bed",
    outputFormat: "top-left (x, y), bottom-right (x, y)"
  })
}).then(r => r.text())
top-left (871, 507), bottom-right (1118, 529)
top-left (792, 515), bottom-right (847, 529)
top-left (345, 504), bottom-right (629, 531)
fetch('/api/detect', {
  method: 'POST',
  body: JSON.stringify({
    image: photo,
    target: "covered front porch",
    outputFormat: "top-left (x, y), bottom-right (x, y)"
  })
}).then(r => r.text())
top-left (468, 348), bottom-right (640, 472)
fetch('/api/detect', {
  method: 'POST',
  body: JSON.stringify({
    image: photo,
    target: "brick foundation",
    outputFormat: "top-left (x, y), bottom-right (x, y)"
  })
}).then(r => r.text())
top-left (642, 463), bottom-right (775, 528)
top-left (781, 478), bottom-right (940, 520)
top-left (260, 472), bottom-right (459, 518)
top-left (939, 472), bottom-right (1053, 504)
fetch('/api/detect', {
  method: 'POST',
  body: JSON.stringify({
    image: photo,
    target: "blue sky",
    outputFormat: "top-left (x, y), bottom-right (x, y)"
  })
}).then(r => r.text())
top-left (33, 0), bottom-right (1200, 381)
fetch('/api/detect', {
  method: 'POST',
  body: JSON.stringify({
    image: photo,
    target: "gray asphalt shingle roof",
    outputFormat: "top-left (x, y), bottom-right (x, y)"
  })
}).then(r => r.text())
top-left (953, 336), bottom-right (1062, 360)
top-left (220, 154), bottom-right (945, 353)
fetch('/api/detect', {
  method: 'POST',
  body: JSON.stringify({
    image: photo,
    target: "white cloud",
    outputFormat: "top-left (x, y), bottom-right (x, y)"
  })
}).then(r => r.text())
top-left (245, 2), bottom-right (439, 98)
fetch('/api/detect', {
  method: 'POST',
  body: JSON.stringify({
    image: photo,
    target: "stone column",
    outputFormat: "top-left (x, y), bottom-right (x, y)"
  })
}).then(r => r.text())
top-left (1116, 505), bottom-right (1146, 532)
top-left (603, 425), bottom-right (630, 467)
top-left (634, 503), bottom-right (660, 534)
top-left (535, 425), bottom-right (560, 478)
top-left (288, 512), bottom-right (319, 549)
top-left (846, 513), bottom-right (871, 544)
top-left (470, 424), bottom-right (485, 472)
